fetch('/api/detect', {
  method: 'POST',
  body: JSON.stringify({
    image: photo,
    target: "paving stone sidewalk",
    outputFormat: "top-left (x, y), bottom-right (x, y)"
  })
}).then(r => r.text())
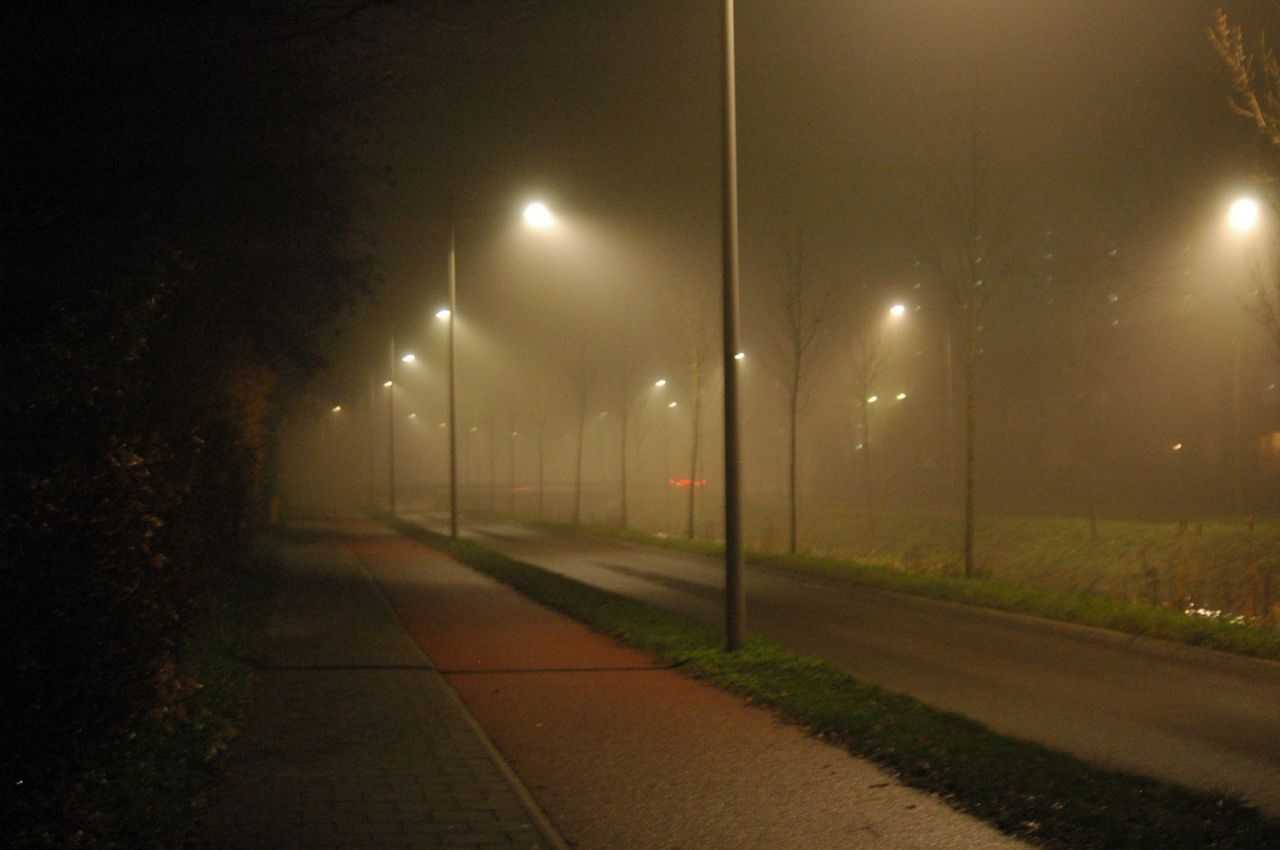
top-left (197, 519), bottom-right (564, 850)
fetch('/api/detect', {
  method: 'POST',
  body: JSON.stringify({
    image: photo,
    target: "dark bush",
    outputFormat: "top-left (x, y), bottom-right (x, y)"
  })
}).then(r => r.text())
top-left (0, 3), bottom-right (374, 845)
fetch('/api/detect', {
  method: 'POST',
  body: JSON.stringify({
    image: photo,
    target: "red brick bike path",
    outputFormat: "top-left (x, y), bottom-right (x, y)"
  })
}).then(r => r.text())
top-left (351, 533), bottom-right (1026, 850)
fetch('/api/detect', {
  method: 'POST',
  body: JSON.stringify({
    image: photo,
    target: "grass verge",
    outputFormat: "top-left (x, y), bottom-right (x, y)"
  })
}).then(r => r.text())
top-left (387, 514), bottom-right (1280, 850)
top-left (539, 520), bottom-right (1280, 661)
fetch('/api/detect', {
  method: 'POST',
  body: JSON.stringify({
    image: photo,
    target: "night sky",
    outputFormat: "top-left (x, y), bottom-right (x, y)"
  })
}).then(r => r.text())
top-left (285, 0), bottom-right (1274, 522)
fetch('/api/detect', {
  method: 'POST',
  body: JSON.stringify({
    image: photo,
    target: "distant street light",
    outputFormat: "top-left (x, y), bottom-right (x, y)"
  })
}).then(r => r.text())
top-left (889, 303), bottom-right (907, 318)
top-left (331, 405), bottom-right (342, 413)
top-left (384, 348), bottom-right (419, 514)
top-left (443, 196), bottom-right (555, 539)
top-left (655, 378), bottom-right (667, 387)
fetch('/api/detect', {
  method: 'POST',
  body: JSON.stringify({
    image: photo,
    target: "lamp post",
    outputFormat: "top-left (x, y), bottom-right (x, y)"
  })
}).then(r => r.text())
top-left (367, 375), bottom-right (378, 512)
top-left (443, 195), bottom-right (555, 539)
top-left (852, 304), bottom-right (907, 536)
top-left (385, 340), bottom-right (418, 516)
top-left (388, 335), bottom-right (397, 515)
top-left (721, 0), bottom-right (745, 651)
top-left (1227, 196), bottom-right (1260, 515)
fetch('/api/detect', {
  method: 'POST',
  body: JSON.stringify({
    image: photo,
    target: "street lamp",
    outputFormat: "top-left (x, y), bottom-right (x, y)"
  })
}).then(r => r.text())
top-left (523, 202), bottom-right (555, 229)
top-left (443, 196), bottom-right (555, 539)
top-left (385, 339), bottom-right (418, 517)
top-left (1228, 197), bottom-right (1260, 235)
top-left (1225, 196), bottom-right (1261, 513)
top-left (721, 0), bottom-right (745, 651)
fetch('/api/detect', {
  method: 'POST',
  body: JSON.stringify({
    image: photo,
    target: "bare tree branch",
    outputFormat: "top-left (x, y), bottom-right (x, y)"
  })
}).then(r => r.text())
top-left (770, 222), bottom-right (840, 553)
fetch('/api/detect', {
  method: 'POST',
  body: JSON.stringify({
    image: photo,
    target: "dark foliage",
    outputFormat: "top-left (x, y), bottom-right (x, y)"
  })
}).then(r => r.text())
top-left (1, 3), bottom-right (375, 845)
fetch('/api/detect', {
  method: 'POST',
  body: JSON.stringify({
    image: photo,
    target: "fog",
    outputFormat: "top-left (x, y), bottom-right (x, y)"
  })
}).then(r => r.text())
top-left (280, 1), bottom-right (1280, 599)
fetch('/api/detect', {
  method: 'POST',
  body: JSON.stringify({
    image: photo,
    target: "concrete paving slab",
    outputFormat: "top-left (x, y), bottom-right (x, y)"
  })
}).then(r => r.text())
top-left (196, 519), bottom-right (563, 850)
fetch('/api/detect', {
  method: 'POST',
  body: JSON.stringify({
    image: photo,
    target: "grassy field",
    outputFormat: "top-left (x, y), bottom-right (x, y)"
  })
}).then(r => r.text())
top-left (511, 511), bottom-right (1280, 660)
top-left (387, 515), bottom-right (1280, 850)
top-left (792, 511), bottom-right (1280, 619)
top-left (608, 499), bottom-right (1280, 626)
top-left (568, 522), bottom-right (1280, 660)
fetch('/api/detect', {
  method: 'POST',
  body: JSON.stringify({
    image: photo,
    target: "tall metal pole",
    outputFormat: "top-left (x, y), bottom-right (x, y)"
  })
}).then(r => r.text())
top-left (1232, 310), bottom-right (1244, 515)
top-left (721, 0), bottom-right (746, 651)
top-left (388, 333), bottom-right (397, 515)
top-left (447, 193), bottom-right (461, 538)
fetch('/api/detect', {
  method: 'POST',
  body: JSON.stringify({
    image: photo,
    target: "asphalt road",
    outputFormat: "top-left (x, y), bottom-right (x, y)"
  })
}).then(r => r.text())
top-left (405, 511), bottom-right (1280, 816)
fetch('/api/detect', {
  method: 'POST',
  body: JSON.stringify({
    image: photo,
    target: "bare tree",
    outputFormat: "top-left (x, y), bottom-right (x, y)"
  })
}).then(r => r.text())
top-left (1040, 226), bottom-right (1172, 536)
top-left (1211, 7), bottom-right (1280, 364)
top-left (769, 227), bottom-right (838, 554)
top-left (671, 287), bottom-right (718, 540)
top-left (611, 337), bottom-right (652, 529)
top-left (567, 348), bottom-right (595, 525)
top-left (506, 409), bottom-right (518, 514)
top-left (914, 130), bottom-right (1023, 578)
top-left (1210, 8), bottom-right (1280, 148)
top-left (525, 390), bottom-right (548, 517)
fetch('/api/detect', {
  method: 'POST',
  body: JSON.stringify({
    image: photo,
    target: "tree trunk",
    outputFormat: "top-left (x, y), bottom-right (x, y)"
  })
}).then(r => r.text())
top-left (686, 376), bottom-right (702, 540)
top-left (1083, 385), bottom-right (1101, 539)
top-left (508, 429), bottom-right (516, 515)
top-left (388, 335), bottom-right (396, 515)
top-left (861, 398), bottom-right (874, 536)
top-left (788, 379), bottom-right (799, 554)
top-left (963, 328), bottom-right (978, 579)
top-left (574, 406), bottom-right (585, 525)
top-left (537, 426), bottom-right (545, 518)
top-left (620, 406), bottom-right (629, 529)
top-left (1232, 313), bottom-right (1244, 515)
top-left (367, 375), bottom-right (377, 512)
top-left (487, 406), bottom-right (496, 512)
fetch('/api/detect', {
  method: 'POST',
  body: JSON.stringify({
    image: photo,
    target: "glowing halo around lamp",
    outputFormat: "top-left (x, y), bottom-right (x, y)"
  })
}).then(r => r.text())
top-left (1228, 197), bottom-right (1260, 234)
top-left (522, 202), bottom-right (555, 229)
